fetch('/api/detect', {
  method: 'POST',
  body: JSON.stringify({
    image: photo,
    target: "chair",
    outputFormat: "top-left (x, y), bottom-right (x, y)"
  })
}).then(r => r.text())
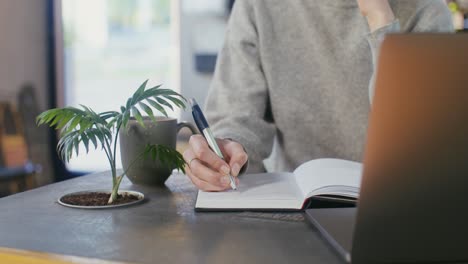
top-left (0, 102), bottom-right (38, 196)
top-left (17, 84), bottom-right (54, 184)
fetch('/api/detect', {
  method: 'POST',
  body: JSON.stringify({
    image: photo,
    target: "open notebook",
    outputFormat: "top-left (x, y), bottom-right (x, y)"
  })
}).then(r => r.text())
top-left (195, 158), bottom-right (362, 211)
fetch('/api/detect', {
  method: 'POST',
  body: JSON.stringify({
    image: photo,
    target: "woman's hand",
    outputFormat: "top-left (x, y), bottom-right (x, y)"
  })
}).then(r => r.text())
top-left (183, 135), bottom-right (248, 191)
top-left (357, 0), bottom-right (395, 32)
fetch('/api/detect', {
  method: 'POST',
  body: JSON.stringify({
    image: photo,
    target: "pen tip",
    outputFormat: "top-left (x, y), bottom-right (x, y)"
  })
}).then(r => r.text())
top-left (189, 98), bottom-right (197, 107)
top-left (230, 178), bottom-right (237, 190)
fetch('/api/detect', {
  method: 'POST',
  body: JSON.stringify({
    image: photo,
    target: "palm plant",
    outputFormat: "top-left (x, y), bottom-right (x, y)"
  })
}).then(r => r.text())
top-left (37, 80), bottom-right (187, 204)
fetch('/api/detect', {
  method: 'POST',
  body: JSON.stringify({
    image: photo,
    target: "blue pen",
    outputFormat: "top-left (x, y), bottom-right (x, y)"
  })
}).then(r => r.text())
top-left (189, 98), bottom-right (237, 190)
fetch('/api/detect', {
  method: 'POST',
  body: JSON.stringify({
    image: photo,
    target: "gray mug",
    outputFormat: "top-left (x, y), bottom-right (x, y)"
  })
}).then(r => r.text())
top-left (120, 116), bottom-right (196, 186)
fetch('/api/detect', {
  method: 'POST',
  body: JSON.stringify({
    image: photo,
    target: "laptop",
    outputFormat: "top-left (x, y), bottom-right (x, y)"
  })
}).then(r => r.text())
top-left (305, 34), bottom-right (468, 263)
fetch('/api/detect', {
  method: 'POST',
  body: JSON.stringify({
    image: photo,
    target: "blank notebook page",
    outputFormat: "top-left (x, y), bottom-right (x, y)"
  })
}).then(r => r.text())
top-left (196, 172), bottom-right (304, 209)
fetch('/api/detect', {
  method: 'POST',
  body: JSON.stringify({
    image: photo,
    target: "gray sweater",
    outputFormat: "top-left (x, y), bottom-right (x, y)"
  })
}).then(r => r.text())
top-left (205, 0), bottom-right (453, 173)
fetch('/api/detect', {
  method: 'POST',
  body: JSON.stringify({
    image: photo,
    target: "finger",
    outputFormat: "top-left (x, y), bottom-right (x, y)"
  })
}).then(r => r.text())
top-left (189, 157), bottom-right (232, 189)
top-left (222, 140), bottom-right (248, 177)
top-left (185, 165), bottom-right (227, 192)
top-left (183, 148), bottom-right (197, 168)
top-left (189, 135), bottom-right (230, 175)
top-left (183, 148), bottom-right (231, 189)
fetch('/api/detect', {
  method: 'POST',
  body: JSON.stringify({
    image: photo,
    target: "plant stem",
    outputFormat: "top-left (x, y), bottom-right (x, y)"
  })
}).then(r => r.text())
top-left (107, 146), bottom-right (151, 204)
top-left (105, 138), bottom-right (116, 184)
top-left (108, 174), bottom-right (125, 204)
top-left (112, 124), bottom-right (122, 186)
top-left (102, 141), bottom-right (116, 185)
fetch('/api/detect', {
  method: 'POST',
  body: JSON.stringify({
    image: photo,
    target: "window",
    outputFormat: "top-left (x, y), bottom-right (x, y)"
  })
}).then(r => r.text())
top-left (59, 0), bottom-right (177, 172)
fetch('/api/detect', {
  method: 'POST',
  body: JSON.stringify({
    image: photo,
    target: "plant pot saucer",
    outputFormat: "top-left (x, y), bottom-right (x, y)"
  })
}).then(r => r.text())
top-left (58, 190), bottom-right (145, 209)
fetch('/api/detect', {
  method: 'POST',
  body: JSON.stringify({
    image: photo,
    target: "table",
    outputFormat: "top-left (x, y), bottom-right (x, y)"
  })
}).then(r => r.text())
top-left (0, 171), bottom-right (344, 264)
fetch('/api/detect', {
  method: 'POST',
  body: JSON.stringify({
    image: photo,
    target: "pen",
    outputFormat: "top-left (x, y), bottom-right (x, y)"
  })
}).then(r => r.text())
top-left (189, 98), bottom-right (237, 190)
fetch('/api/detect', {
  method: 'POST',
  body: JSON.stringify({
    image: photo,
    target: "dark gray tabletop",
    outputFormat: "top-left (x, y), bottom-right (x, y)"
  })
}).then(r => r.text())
top-left (0, 171), bottom-right (344, 264)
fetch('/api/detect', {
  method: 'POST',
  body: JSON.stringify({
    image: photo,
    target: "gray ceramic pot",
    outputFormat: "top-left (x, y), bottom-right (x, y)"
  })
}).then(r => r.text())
top-left (120, 117), bottom-right (196, 186)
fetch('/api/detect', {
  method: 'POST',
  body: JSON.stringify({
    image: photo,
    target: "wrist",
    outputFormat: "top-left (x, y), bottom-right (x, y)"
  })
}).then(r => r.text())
top-left (365, 6), bottom-right (395, 32)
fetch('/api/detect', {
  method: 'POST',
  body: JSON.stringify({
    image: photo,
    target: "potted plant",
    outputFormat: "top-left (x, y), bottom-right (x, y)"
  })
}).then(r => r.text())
top-left (37, 80), bottom-right (187, 208)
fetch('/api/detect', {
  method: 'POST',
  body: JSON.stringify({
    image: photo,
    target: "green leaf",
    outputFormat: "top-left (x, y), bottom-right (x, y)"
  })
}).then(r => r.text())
top-left (55, 127), bottom-right (83, 162)
top-left (155, 97), bottom-right (174, 111)
top-left (79, 119), bottom-right (93, 133)
top-left (37, 106), bottom-right (109, 135)
top-left (107, 120), bottom-right (114, 129)
top-left (95, 124), bottom-right (112, 144)
top-left (59, 130), bottom-right (79, 162)
top-left (149, 84), bottom-right (163, 90)
top-left (107, 110), bottom-right (123, 130)
top-left (99, 111), bottom-right (119, 121)
top-left (79, 104), bottom-right (96, 115)
top-left (144, 144), bottom-right (186, 173)
top-left (49, 115), bottom-right (62, 128)
top-left (125, 97), bottom-right (132, 111)
top-left (60, 134), bottom-right (73, 161)
top-left (57, 135), bottom-right (67, 154)
top-left (56, 112), bottom-right (74, 130)
top-left (139, 102), bottom-right (156, 122)
top-left (155, 88), bottom-right (179, 96)
top-left (122, 110), bottom-right (131, 130)
top-left (81, 132), bottom-right (90, 153)
top-left (61, 116), bottom-right (81, 134)
top-left (126, 84), bottom-right (182, 114)
top-left (70, 116), bottom-right (82, 131)
top-left (36, 108), bottom-right (57, 125)
top-left (146, 98), bottom-right (168, 117)
top-left (64, 125), bottom-right (110, 161)
top-left (66, 142), bottom-right (73, 162)
top-left (134, 79), bottom-right (149, 101)
top-left (141, 85), bottom-right (162, 99)
top-left (132, 106), bottom-right (144, 127)
top-left (87, 130), bottom-right (98, 149)
top-left (164, 95), bottom-right (186, 110)
top-left (93, 131), bottom-right (106, 149)
top-left (73, 136), bottom-right (80, 157)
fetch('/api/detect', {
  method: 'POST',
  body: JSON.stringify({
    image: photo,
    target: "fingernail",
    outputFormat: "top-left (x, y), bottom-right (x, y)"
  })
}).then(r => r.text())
top-left (231, 164), bottom-right (240, 177)
top-left (221, 176), bottom-right (230, 185)
top-left (221, 165), bottom-right (230, 175)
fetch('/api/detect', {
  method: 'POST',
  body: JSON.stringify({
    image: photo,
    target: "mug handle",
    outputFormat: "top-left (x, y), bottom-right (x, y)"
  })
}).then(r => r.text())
top-left (177, 122), bottom-right (198, 135)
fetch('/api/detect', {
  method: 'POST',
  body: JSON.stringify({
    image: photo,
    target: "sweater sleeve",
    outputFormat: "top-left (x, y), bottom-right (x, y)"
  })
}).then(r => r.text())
top-left (367, 0), bottom-right (454, 102)
top-left (204, 0), bottom-right (276, 173)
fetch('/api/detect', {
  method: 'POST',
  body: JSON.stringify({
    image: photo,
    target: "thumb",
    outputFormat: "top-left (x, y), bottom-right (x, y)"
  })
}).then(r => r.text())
top-left (221, 139), bottom-right (248, 177)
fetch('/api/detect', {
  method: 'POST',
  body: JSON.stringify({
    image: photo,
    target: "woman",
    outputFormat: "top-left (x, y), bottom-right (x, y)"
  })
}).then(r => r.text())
top-left (183, 0), bottom-right (454, 191)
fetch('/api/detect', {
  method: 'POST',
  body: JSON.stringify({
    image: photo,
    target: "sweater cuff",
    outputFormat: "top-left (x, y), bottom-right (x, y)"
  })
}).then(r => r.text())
top-left (366, 19), bottom-right (400, 52)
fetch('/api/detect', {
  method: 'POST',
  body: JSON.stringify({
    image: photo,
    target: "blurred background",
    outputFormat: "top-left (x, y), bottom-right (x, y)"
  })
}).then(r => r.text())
top-left (0, 0), bottom-right (465, 197)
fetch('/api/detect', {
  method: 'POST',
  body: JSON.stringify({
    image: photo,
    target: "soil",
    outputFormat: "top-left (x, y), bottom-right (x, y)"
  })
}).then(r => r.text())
top-left (60, 192), bottom-right (141, 207)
